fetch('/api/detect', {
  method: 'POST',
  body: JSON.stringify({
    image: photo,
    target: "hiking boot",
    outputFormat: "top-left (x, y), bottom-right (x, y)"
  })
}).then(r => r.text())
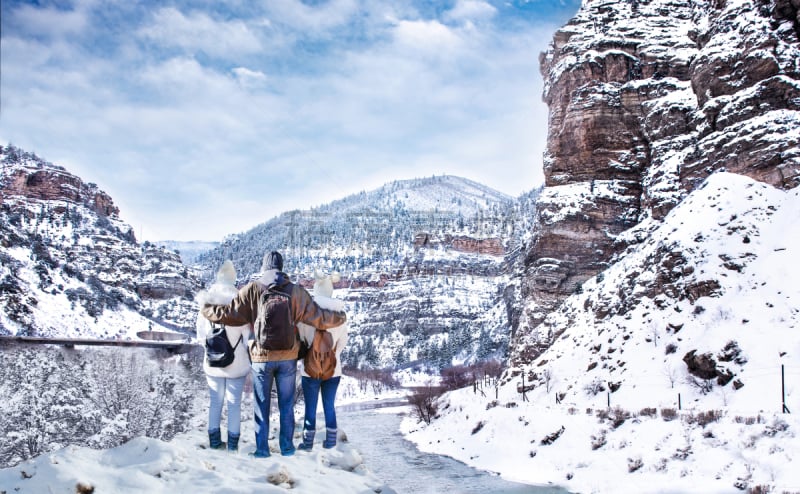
top-left (323, 428), bottom-right (337, 449)
top-left (297, 429), bottom-right (315, 451)
top-left (227, 432), bottom-right (240, 452)
top-left (208, 429), bottom-right (226, 450)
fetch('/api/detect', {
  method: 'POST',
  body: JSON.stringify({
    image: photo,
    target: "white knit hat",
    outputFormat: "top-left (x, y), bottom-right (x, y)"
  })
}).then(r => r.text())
top-left (215, 260), bottom-right (236, 285)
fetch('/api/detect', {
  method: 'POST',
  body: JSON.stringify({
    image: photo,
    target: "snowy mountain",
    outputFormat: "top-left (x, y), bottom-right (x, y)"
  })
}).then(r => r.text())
top-left (195, 175), bottom-right (536, 371)
top-left (0, 144), bottom-right (201, 338)
top-left (195, 175), bottom-right (515, 280)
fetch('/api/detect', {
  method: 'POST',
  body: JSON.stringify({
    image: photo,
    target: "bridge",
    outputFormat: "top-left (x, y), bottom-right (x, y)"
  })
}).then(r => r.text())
top-left (0, 335), bottom-right (197, 354)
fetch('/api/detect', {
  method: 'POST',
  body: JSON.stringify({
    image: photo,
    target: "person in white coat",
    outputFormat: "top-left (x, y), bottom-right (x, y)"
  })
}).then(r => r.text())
top-left (195, 260), bottom-right (252, 451)
top-left (297, 271), bottom-right (348, 450)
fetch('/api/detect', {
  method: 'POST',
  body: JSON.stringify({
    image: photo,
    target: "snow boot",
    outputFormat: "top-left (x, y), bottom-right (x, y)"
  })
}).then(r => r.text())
top-left (208, 429), bottom-right (225, 450)
top-left (323, 428), bottom-right (337, 449)
top-left (227, 432), bottom-right (240, 452)
top-left (298, 429), bottom-right (315, 451)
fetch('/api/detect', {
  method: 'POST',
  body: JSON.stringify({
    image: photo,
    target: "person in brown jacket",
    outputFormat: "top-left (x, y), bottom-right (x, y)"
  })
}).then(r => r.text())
top-left (201, 251), bottom-right (346, 457)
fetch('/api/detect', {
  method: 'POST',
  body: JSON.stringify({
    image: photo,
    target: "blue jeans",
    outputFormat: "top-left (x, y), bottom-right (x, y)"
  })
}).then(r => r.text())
top-left (206, 375), bottom-right (246, 435)
top-left (301, 376), bottom-right (341, 432)
top-left (252, 360), bottom-right (297, 456)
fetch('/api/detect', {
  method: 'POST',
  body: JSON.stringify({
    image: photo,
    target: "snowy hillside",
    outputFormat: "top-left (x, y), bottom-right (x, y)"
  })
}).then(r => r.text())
top-left (195, 174), bottom-right (516, 281)
top-left (403, 172), bottom-right (800, 493)
top-left (325, 175), bottom-right (513, 218)
top-left (0, 145), bottom-right (201, 338)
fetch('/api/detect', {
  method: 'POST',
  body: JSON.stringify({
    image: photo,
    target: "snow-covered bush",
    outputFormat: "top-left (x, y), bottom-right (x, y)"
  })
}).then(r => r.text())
top-left (0, 345), bottom-right (204, 467)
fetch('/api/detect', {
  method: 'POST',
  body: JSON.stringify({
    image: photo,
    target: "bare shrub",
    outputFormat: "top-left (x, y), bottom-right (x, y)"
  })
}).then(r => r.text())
top-left (628, 457), bottom-right (644, 473)
top-left (440, 365), bottom-right (474, 391)
top-left (540, 426), bottom-right (565, 446)
top-left (661, 408), bottom-right (678, 421)
top-left (597, 406), bottom-right (630, 428)
top-left (407, 385), bottom-right (443, 425)
top-left (639, 407), bottom-right (657, 418)
top-left (686, 375), bottom-right (713, 394)
top-left (696, 410), bottom-right (723, 427)
top-left (584, 378), bottom-right (606, 396)
top-left (471, 421), bottom-right (486, 435)
top-left (346, 367), bottom-right (400, 394)
top-left (542, 367), bottom-right (554, 392)
top-left (610, 407), bottom-right (631, 428)
top-left (591, 431), bottom-right (607, 450)
top-left (764, 418), bottom-right (789, 437)
top-left (685, 410), bottom-right (722, 427)
top-left (663, 363), bottom-right (678, 388)
top-left (440, 360), bottom-right (504, 392)
top-left (735, 416), bottom-right (757, 425)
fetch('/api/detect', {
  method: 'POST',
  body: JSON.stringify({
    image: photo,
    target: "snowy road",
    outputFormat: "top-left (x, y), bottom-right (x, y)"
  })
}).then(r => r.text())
top-left (338, 400), bottom-right (569, 494)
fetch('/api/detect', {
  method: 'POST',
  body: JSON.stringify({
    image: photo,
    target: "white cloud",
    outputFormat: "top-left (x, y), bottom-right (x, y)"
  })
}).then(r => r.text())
top-left (232, 67), bottom-right (269, 88)
top-left (9, 3), bottom-right (89, 37)
top-left (1, 0), bottom-right (576, 241)
top-left (392, 19), bottom-right (463, 55)
top-left (261, 0), bottom-right (360, 32)
top-left (138, 7), bottom-right (262, 58)
top-left (444, 0), bottom-right (498, 23)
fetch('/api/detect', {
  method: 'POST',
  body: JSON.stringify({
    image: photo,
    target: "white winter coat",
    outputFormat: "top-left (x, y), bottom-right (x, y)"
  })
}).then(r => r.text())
top-left (196, 282), bottom-right (252, 378)
top-left (297, 294), bottom-right (348, 379)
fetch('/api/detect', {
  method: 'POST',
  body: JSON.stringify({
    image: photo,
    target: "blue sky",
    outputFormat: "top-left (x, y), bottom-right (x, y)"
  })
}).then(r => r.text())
top-left (1, 0), bottom-right (580, 241)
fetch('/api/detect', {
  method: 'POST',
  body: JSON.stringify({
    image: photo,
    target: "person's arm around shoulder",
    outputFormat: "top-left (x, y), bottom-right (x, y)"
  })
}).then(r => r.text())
top-left (291, 284), bottom-right (346, 330)
top-left (201, 282), bottom-right (258, 326)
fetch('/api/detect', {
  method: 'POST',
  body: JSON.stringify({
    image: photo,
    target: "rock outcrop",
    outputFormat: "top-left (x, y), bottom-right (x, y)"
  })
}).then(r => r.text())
top-left (511, 0), bottom-right (800, 366)
top-left (0, 145), bottom-right (201, 337)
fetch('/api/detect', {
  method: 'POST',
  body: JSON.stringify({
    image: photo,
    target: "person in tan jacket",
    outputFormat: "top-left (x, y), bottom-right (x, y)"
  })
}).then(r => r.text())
top-left (201, 251), bottom-right (346, 457)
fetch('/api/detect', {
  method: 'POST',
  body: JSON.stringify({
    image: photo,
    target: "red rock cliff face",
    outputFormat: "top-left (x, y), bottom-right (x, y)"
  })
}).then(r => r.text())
top-left (414, 232), bottom-right (505, 256)
top-left (511, 0), bottom-right (800, 366)
top-left (1, 148), bottom-right (120, 218)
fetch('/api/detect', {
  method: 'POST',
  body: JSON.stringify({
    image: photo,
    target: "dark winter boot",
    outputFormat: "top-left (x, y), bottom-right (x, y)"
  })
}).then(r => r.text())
top-left (227, 432), bottom-right (240, 452)
top-left (323, 428), bottom-right (337, 449)
top-left (208, 429), bottom-right (225, 450)
top-left (298, 429), bottom-right (315, 451)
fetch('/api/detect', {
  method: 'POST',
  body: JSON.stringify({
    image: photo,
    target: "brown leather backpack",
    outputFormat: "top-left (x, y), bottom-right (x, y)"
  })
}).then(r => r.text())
top-left (304, 329), bottom-right (336, 380)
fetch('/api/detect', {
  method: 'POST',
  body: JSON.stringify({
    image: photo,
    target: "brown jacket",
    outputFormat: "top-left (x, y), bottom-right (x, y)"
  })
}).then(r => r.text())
top-left (201, 271), bottom-right (346, 363)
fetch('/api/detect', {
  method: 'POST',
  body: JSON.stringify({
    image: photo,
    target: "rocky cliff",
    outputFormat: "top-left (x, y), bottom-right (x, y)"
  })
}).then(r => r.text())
top-left (0, 145), bottom-right (201, 338)
top-left (511, 0), bottom-right (800, 366)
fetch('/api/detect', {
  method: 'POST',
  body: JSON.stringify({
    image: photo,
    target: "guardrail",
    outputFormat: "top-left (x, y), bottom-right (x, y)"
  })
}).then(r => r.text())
top-left (0, 335), bottom-right (197, 354)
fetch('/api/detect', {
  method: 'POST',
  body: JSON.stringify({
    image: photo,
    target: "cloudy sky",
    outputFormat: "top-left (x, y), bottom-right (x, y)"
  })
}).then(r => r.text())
top-left (1, 0), bottom-right (580, 242)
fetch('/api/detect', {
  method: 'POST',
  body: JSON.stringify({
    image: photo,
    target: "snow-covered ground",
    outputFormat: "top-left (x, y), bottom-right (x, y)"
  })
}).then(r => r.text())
top-left (0, 374), bottom-right (406, 493)
top-left (0, 418), bottom-right (393, 494)
top-left (400, 173), bottom-right (800, 493)
top-left (402, 388), bottom-right (799, 494)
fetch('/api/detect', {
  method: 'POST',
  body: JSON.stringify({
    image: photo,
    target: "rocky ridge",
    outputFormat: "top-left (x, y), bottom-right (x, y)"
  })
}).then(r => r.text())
top-left (0, 145), bottom-right (201, 338)
top-left (511, 0), bottom-right (800, 366)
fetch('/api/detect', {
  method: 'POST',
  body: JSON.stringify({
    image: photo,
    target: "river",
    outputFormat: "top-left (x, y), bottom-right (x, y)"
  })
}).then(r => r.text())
top-left (337, 400), bottom-right (569, 494)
